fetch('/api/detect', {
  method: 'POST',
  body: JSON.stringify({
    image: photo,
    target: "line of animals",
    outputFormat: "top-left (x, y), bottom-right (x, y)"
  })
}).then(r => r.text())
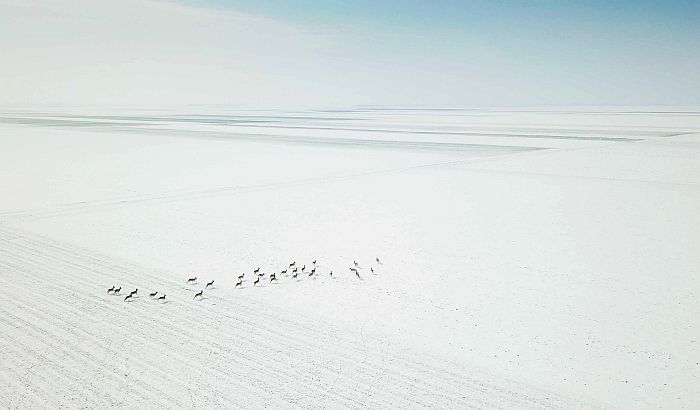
top-left (107, 257), bottom-right (382, 302)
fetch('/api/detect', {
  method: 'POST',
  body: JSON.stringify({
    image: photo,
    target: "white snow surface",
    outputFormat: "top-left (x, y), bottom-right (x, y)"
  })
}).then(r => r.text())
top-left (0, 107), bottom-right (699, 409)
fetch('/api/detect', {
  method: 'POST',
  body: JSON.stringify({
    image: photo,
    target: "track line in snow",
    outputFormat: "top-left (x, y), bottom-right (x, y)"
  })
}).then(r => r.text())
top-left (0, 147), bottom-right (548, 221)
top-left (0, 225), bottom-right (598, 409)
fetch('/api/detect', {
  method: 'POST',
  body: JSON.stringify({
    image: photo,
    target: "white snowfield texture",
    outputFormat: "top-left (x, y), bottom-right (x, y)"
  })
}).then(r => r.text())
top-left (0, 107), bottom-right (698, 409)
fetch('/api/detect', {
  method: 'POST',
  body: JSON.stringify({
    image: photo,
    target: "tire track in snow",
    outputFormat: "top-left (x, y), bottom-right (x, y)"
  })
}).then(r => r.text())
top-left (0, 246), bottom-right (411, 409)
top-left (0, 235), bottom-right (473, 408)
top-left (0, 252), bottom-right (292, 409)
top-left (0, 334), bottom-right (67, 409)
top-left (0, 309), bottom-right (108, 408)
top-left (0, 283), bottom-right (193, 408)
top-left (0, 296), bottom-right (174, 408)
top-left (0, 226), bottom-right (593, 409)
top-left (0, 147), bottom-right (546, 222)
top-left (0, 245), bottom-right (390, 409)
top-left (15, 232), bottom-right (567, 409)
top-left (0, 229), bottom-right (568, 408)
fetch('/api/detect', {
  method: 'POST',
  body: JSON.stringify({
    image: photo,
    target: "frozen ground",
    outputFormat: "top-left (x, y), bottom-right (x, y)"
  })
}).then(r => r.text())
top-left (0, 107), bottom-right (698, 408)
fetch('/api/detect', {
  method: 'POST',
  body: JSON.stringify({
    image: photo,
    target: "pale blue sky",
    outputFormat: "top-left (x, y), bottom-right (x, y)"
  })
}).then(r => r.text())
top-left (2, 0), bottom-right (698, 107)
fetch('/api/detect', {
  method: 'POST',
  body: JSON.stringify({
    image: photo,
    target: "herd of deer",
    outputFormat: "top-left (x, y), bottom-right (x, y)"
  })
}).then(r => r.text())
top-left (107, 257), bottom-right (381, 302)
top-left (108, 286), bottom-right (166, 302)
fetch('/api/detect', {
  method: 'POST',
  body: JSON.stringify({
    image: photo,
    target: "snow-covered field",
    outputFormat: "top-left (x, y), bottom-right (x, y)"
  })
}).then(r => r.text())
top-left (0, 107), bottom-right (698, 409)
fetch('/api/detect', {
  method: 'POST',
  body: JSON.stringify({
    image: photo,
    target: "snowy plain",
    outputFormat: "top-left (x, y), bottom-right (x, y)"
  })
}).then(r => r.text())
top-left (0, 107), bottom-right (698, 409)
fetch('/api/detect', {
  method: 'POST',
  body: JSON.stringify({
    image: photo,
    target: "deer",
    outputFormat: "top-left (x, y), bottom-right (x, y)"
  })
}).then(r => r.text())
top-left (301, 265), bottom-right (306, 273)
top-left (237, 273), bottom-right (245, 280)
top-left (376, 257), bottom-right (382, 264)
top-left (235, 279), bottom-right (243, 288)
top-left (253, 267), bottom-right (260, 274)
top-left (292, 271), bottom-right (298, 279)
top-left (149, 291), bottom-right (158, 297)
top-left (186, 277), bottom-right (197, 284)
top-left (281, 269), bottom-right (287, 275)
top-left (158, 294), bottom-right (166, 301)
top-left (270, 273), bottom-right (277, 282)
top-left (253, 277), bottom-right (260, 286)
top-left (124, 293), bottom-right (134, 302)
top-left (289, 261), bottom-right (296, 268)
top-left (371, 267), bottom-right (374, 274)
top-left (353, 260), bottom-right (359, 268)
top-left (312, 260), bottom-right (317, 265)
top-left (205, 280), bottom-right (214, 289)
top-left (129, 289), bottom-right (138, 296)
top-left (329, 270), bottom-right (333, 278)
top-left (309, 268), bottom-right (315, 278)
top-left (107, 285), bottom-right (115, 294)
top-left (113, 287), bottom-right (122, 295)
top-left (193, 290), bottom-right (203, 300)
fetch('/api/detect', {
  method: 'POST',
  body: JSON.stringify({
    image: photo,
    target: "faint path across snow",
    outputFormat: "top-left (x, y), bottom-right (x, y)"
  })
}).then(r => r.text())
top-left (0, 225), bottom-right (600, 409)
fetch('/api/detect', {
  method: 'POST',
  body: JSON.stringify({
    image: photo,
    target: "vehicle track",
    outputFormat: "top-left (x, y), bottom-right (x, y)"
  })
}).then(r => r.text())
top-left (2, 226), bottom-right (596, 408)
top-left (0, 243), bottom-right (428, 409)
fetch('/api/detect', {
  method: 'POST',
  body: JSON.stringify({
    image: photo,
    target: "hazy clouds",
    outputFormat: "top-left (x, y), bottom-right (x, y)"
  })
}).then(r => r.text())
top-left (2, 0), bottom-right (699, 108)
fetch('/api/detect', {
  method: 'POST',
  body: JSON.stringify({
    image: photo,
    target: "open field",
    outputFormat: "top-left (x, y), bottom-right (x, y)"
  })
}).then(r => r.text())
top-left (1, 107), bottom-right (699, 408)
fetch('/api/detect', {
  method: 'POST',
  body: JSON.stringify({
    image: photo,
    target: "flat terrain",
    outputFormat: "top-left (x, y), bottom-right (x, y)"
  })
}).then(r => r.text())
top-left (0, 107), bottom-right (698, 408)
